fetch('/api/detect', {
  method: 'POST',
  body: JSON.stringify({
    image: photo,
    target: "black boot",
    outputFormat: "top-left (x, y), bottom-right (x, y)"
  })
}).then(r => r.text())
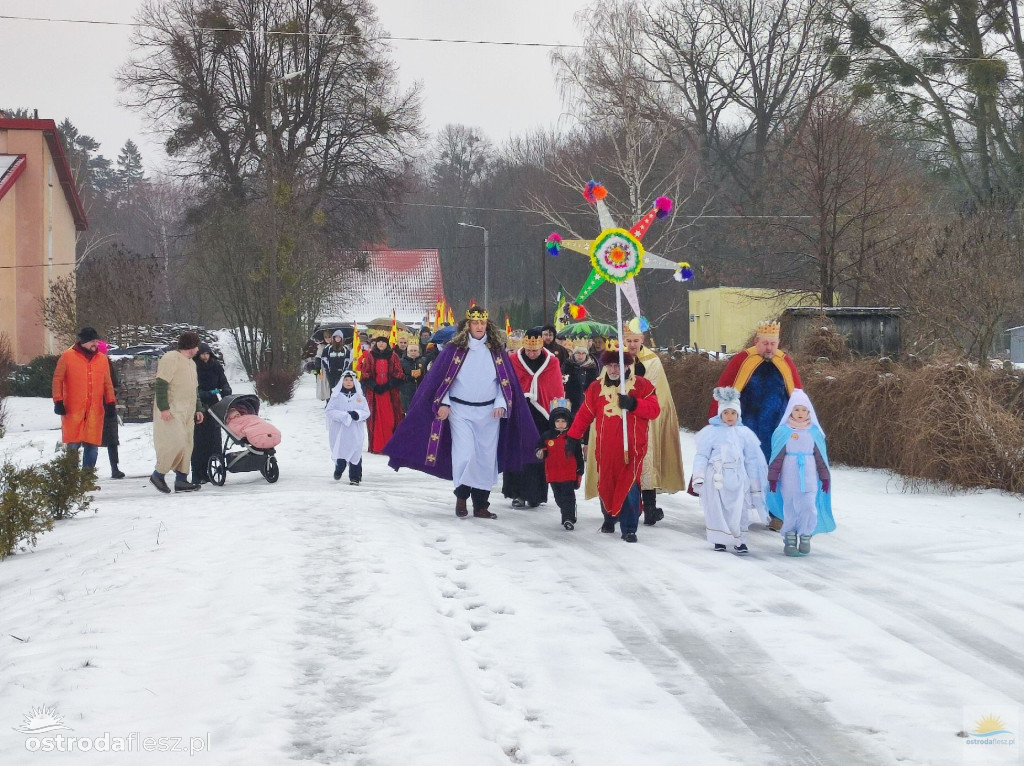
top-left (150, 472), bottom-right (171, 494)
top-left (349, 460), bottom-right (362, 485)
top-left (641, 489), bottom-right (662, 526)
top-left (108, 446), bottom-right (125, 479)
top-left (173, 471), bottom-right (201, 492)
top-left (334, 459), bottom-right (346, 481)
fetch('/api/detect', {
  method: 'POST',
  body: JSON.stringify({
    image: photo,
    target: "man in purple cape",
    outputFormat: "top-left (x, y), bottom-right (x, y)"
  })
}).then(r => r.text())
top-left (383, 306), bottom-right (539, 519)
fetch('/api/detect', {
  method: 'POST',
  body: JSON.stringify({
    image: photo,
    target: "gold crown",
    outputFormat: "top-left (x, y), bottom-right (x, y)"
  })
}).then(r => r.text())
top-left (522, 334), bottom-right (545, 350)
top-left (756, 320), bottom-right (780, 338)
top-left (604, 338), bottom-right (620, 352)
top-left (465, 306), bottom-right (489, 321)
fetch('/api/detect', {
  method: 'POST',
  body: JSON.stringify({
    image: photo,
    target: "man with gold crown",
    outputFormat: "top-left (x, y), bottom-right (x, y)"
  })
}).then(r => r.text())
top-left (706, 319), bottom-right (803, 529)
top-left (622, 319), bottom-right (687, 525)
top-left (502, 327), bottom-right (565, 508)
top-left (383, 306), bottom-right (539, 520)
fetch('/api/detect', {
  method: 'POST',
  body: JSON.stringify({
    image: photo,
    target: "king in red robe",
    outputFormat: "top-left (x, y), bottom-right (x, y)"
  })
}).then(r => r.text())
top-left (501, 329), bottom-right (565, 507)
top-left (567, 348), bottom-right (660, 542)
top-left (358, 335), bottom-right (404, 453)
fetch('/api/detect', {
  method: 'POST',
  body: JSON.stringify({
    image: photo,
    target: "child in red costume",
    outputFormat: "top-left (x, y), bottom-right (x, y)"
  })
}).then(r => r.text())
top-left (566, 348), bottom-right (660, 542)
top-left (535, 398), bottom-right (584, 530)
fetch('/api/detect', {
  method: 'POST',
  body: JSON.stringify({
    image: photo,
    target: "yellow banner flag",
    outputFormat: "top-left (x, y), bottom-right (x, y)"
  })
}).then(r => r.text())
top-left (388, 310), bottom-right (399, 347)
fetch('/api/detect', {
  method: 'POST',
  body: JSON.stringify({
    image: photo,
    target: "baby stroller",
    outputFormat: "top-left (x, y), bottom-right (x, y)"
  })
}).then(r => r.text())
top-left (205, 393), bottom-right (280, 485)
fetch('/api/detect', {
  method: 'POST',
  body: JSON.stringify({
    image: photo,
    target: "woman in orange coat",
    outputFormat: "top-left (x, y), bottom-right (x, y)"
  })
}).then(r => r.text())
top-left (51, 327), bottom-right (116, 469)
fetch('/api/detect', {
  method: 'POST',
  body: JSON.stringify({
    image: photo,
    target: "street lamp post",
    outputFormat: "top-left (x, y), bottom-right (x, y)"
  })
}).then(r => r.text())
top-left (264, 69), bottom-right (304, 370)
top-left (457, 222), bottom-right (489, 309)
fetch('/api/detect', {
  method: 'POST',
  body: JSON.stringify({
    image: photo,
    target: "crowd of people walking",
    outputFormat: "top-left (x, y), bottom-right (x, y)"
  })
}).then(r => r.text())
top-left (50, 310), bottom-right (834, 557)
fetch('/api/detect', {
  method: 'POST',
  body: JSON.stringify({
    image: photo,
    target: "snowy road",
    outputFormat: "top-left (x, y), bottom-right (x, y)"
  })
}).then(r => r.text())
top-left (1, 373), bottom-right (1023, 765)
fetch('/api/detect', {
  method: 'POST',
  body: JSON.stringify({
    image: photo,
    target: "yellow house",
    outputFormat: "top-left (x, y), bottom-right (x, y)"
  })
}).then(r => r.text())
top-left (688, 288), bottom-right (812, 353)
top-left (0, 117), bottom-right (86, 363)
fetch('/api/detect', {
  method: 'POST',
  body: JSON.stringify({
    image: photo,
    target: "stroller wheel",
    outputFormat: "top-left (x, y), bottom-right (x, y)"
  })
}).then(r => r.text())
top-left (261, 456), bottom-right (280, 483)
top-left (207, 454), bottom-right (227, 486)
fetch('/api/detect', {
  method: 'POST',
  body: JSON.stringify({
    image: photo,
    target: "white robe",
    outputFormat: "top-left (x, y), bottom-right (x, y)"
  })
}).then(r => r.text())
top-left (442, 335), bottom-right (508, 491)
top-left (326, 379), bottom-right (371, 463)
top-left (692, 419), bottom-right (768, 545)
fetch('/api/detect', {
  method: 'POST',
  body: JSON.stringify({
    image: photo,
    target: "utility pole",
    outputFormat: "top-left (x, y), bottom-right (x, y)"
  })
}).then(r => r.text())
top-left (457, 222), bottom-right (489, 309)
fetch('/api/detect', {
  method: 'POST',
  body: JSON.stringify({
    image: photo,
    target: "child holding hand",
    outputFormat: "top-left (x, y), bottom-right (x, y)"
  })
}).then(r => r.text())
top-left (691, 387), bottom-right (769, 554)
top-left (767, 389), bottom-right (835, 556)
top-left (535, 398), bottom-right (584, 530)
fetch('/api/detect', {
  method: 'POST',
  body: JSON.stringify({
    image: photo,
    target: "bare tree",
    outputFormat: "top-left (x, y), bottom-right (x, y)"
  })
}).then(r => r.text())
top-left (875, 210), bottom-right (1024, 363)
top-left (119, 0), bottom-right (423, 374)
top-left (766, 97), bottom-right (923, 306)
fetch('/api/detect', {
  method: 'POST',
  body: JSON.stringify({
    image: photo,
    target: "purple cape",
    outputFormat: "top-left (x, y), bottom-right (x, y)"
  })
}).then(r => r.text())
top-left (383, 342), bottom-right (539, 479)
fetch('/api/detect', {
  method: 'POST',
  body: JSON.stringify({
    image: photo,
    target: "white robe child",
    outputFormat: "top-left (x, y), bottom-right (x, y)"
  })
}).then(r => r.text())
top-left (692, 416), bottom-right (769, 546)
top-left (326, 375), bottom-right (371, 464)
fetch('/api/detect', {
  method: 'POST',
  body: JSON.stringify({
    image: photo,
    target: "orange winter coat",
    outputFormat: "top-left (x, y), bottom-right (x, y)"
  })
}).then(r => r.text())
top-left (52, 345), bottom-right (115, 445)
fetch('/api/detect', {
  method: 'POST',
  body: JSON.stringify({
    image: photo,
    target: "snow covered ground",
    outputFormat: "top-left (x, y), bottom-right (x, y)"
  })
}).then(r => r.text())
top-left (1, 339), bottom-right (1023, 765)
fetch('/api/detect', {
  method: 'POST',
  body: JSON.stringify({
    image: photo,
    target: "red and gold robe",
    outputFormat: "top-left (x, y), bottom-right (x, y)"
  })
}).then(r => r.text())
top-left (568, 374), bottom-right (659, 515)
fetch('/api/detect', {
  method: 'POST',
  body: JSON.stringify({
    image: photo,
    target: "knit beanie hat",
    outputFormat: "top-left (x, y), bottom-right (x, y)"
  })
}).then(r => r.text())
top-left (77, 326), bottom-right (100, 344)
top-left (713, 386), bottom-right (742, 416)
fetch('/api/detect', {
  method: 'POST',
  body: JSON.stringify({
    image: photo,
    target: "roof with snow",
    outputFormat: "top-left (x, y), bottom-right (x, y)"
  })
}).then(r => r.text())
top-left (0, 118), bottom-right (87, 230)
top-left (320, 249), bottom-right (447, 325)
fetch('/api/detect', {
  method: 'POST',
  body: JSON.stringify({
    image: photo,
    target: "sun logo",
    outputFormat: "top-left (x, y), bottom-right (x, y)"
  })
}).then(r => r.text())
top-left (13, 705), bottom-right (74, 734)
top-left (970, 713), bottom-right (1012, 737)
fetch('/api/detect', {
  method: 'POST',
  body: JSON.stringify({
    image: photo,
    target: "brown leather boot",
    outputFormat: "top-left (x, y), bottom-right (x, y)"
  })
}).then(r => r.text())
top-left (455, 497), bottom-right (469, 517)
top-left (768, 515), bottom-right (783, 532)
top-left (472, 507), bottom-right (497, 519)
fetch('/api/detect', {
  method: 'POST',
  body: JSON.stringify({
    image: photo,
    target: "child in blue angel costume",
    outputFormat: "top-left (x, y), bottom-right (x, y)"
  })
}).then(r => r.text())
top-left (767, 389), bottom-right (835, 556)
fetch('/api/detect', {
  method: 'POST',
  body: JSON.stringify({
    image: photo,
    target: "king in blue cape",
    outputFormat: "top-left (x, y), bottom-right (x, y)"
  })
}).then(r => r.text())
top-left (383, 307), bottom-right (539, 519)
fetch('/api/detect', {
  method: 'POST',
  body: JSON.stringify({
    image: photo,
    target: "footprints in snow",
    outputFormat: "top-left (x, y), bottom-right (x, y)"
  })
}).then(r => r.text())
top-left (424, 530), bottom-right (542, 759)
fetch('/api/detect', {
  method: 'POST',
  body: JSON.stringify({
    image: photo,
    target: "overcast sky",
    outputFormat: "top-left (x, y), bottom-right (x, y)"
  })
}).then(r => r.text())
top-left (0, 0), bottom-right (593, 169)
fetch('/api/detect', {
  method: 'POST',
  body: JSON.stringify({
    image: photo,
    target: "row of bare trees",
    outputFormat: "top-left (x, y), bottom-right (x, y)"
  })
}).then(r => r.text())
top-left (34, 0), bottom-right (1024, 371)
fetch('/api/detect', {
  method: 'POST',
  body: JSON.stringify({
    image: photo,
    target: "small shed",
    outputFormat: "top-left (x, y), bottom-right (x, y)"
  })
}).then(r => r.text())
top-left (1008, 325), bottom-right (1024, 363)
top-left (781, 307), bottom-right (902, 357)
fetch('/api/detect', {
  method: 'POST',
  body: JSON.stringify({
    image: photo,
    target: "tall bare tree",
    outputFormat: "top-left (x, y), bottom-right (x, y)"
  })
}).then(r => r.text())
top-left (119, 0), bottom-right (422, 374)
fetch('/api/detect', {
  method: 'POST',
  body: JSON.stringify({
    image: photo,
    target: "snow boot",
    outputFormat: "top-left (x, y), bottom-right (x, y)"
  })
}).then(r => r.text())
top-left (798, 535), bottom-right (812, 555)
top-left (768, 515), bottom-right (783, 532)
top-left (714, 543), bottom-right (727, 552)
top-left (511, 498), bottom-right (527, 509)
top-left (150, 472), bottom-right (172, 494)
top-left (108, 446), bottom-right (125, 479)
top-left (334, 459), bottom-right (345, 481)
top-left (600, 520), bottom-right (616, 533)
top-left (733, 544), bottom-right (749, 554)
top-left (174, 478), bottom-right (201, 492)
top-left (562, 520), bottom-right (575, 530)
top-left (783, 532), bottom-right (799, 556)
top-left (621, 531), bottom-right (638, 543)
top-left (455, 497), bottom-right (469, 518)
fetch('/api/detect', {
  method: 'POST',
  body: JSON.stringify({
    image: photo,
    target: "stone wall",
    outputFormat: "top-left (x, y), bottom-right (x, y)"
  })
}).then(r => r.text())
top-left (113, 356), bottom-right (160, 423)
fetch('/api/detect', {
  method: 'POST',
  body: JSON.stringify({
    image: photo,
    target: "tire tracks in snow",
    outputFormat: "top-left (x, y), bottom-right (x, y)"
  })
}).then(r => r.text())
top-left (480, 518), bottom-right (893, 766)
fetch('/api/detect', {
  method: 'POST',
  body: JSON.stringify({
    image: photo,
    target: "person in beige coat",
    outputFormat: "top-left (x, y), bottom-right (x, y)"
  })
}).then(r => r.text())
top-left (623, 325), bottom-right (686, 525)
top-left (150, 332), bottom-right (205, 494)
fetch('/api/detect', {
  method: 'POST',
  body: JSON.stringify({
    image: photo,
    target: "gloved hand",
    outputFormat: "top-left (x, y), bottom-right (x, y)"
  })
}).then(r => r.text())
top-left (565, 436), bottom-right (581, 458)
top-left (348, 411), bottom-right (360, 422)
top-left (104, 402), bottom-right (117, 417)
top-left (691, 478), bottom-right (704, 495)
top-left (769, 479), bottom-right (778, 492)
top-left (821, 479), bottom-right (830, 493)
top-left (617, 394), bottom-right (637, 411)
top-left (54, 401), bottom-right (66, 416)
top-left (534, 448), bottom-right (546, 460)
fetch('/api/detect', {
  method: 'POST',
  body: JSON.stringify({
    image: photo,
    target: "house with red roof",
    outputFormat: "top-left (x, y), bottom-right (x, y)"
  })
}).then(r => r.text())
top-left (0, 118), bottom-right (87, 363)
top-left (319, 248), bottom-right (447, 328)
